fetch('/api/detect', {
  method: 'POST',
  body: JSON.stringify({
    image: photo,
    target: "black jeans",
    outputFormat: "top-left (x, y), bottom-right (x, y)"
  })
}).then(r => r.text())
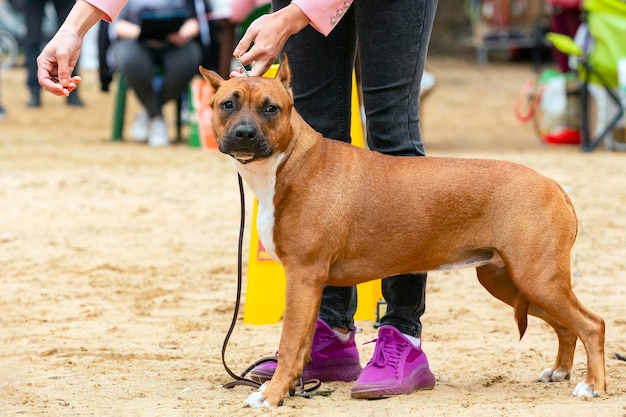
top-left (24, 0), bottom-right (76, 95)
top-left (272, 0), bottom-right (438, 338)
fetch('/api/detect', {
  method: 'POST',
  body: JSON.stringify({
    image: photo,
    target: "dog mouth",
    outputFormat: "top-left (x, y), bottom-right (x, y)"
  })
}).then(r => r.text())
top-left (231, 150), bottom-right (257, 163)
top-left (220, 139), bottom-right (273, 164)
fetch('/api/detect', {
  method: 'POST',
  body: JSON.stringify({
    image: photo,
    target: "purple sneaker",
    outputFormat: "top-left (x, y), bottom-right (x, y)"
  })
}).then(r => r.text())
top-left (351, 325), bottom-right (436, 399)
top-left (249, 318), bottom-right (362, 383)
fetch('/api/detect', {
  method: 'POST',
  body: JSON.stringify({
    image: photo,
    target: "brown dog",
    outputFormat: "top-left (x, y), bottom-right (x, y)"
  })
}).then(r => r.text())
top-left (199, 55), bottom-right (605, 408)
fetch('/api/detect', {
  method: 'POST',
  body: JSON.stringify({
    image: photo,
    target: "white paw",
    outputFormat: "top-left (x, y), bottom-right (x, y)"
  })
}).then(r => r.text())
top-left (573, 381), bottom-right (598, 397)
top-left (537, 368), bottom-right (569, 382)
top-left (550, 370), bottom-right (569, 382)
top-left (244, 383), bottom-right (272, 409)
top-left (538, 367), bottom-right (553, 382)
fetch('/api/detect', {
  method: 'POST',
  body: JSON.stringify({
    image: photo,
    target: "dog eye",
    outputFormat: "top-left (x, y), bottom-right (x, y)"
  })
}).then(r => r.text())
top-left (222, 100), bottom-right (234, 110)
top-left (265, 105), bottom-right (278, 114)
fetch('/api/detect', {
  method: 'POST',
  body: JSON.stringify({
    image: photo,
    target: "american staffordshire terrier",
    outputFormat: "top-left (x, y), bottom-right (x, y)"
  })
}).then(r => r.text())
top-left (199, 55), bottom-right (606, 408)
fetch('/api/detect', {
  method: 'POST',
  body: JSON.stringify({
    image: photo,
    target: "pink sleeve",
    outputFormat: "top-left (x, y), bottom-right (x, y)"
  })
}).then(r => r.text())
top-left (231, 0), bottom-right (271, 23)
top-left (82, 0), bottom-right (127, 22)
top-left (231, 0), bottom-right (257, 23)
top-left (292, 0), bottom-right (353, 36)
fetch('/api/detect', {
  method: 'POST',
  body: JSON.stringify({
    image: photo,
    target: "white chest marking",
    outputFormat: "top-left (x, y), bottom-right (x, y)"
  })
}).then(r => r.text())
top-left (232, 153), bottom-right (285, 263)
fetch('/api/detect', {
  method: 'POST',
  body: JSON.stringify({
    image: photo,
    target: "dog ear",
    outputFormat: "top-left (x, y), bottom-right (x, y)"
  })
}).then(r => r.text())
top-left (275, 53), bottom-right (293, 98)
top-left (198, 66), bottom-right (223, 95)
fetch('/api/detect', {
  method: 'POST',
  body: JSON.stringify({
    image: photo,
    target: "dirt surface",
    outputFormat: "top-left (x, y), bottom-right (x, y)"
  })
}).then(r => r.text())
top-left (1, 58), bottom-right (625, 417)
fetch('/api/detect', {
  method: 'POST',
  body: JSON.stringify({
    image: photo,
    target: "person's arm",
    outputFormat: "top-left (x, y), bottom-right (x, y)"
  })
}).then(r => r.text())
top-left (83, 0), bottom-right (127, 22)
top-left (232, 0), bottom-right (353, 77)
top-left (37, 0), bottom-right (127, 96)
top-left (114, 15), bottom-right (199, 47)
top-left (114, 19), bottom-right (141, 39)
top-left (291, 0), bottom-right (353, 36)
top-left (167, 18), bottom-right (200, 46)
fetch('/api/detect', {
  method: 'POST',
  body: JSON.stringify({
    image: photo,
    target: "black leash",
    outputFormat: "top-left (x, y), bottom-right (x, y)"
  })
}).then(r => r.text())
top-left (220, 173), bottom-right (323, 398)
top-left (220, 50), bottom-right (265, 387)
top-left (221, 173), bottom-right (261, 390)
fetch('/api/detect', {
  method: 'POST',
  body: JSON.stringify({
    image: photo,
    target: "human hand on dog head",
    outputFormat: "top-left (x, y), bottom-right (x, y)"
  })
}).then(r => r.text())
top-left (231, 3), bottom-right (309, 78)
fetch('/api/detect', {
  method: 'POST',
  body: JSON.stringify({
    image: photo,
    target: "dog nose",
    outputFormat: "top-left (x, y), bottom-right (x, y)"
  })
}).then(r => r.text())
top-left (234, 123), bottom-right (258, 142)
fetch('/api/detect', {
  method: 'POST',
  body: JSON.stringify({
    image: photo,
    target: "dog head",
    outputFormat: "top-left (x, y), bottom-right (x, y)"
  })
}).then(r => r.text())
top-left (198, 54), bottom-right (294, 164)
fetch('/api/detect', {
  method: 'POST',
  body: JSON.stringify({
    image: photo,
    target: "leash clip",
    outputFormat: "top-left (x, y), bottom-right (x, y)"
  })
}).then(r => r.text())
top-left (236, 56), bottom-right (250, 77)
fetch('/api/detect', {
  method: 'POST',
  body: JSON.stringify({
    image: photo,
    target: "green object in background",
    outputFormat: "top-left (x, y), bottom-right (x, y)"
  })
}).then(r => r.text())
top-left (187, 124), bottom-right (201, 148)
top-left (111, 75), bottom-right (127, 141)
top-left (537, 68), bottom-right (577, 86)
top-left (545, 33), bottom-right (583, 58)
top-left (187, 82), bottom-right (200, 148)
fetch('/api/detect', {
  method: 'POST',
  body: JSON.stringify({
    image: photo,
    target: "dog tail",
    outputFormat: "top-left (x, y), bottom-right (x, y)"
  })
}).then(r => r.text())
top-left (514, 294), bottom-right (530, 340)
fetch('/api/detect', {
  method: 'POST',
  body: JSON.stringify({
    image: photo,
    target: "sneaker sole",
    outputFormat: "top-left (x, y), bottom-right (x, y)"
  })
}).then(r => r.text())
top-left (351, 368), bottom-right (436, 399)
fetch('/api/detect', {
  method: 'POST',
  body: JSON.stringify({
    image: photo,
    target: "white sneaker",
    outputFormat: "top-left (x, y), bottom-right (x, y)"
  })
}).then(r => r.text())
top-left (148, 116), bottom-right (169, 147)
top-left (130, 110), bottom-right (149, 142)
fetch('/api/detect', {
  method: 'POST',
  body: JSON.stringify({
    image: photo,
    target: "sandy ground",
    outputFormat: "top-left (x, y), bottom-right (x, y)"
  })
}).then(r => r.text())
top-left (1, 58), bottom-right (625, 417)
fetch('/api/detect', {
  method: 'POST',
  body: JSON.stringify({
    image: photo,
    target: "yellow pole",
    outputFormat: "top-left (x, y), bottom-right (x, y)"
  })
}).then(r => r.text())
top-left (243, 67), bottom-right (381, 324)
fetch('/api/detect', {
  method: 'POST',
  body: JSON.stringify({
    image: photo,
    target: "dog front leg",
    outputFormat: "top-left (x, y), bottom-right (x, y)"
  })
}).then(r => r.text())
top-left (245, 266), bottom-right (324, 408)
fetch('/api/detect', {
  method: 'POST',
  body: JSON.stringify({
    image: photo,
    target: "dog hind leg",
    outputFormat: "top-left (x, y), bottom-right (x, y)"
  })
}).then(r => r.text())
top-left (476, 264), bottom-right (577, 384)
top-left (476, 265), bottom-right (577, 382)
top-left (478, 257), bottom-right (606, 397)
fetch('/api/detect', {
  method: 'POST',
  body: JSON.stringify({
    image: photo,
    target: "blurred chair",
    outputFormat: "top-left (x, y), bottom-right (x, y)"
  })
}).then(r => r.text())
top-left (547, 0), bottom-right (626, 152)
top-left (111, 71), bottom-right (184, 142)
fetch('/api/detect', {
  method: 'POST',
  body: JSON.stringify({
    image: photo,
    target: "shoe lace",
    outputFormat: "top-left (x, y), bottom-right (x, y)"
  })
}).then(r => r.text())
top-left (365, 333), bottom-right (407, 371)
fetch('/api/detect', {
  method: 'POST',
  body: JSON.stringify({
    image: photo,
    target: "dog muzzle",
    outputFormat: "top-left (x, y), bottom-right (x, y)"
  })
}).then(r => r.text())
top-left (220, 122), bottom-right (274, 163)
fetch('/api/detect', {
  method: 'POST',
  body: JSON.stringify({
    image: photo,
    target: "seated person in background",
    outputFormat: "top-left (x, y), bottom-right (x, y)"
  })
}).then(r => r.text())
top-left (110, 0), bottom-right (202, 146)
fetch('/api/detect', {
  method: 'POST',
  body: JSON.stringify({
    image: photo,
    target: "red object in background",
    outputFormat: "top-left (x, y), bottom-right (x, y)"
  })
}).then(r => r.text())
top-left (481, 0), bottom-right (511, 30)
top-left (544, 128), bottom-right (581, 145)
